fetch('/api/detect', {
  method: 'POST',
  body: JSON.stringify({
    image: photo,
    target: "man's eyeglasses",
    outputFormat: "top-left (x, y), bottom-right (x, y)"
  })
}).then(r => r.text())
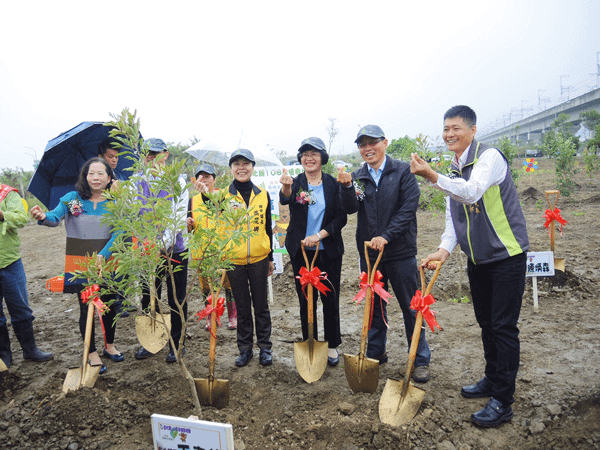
top-left (357, 138), bottom-right (383, 149)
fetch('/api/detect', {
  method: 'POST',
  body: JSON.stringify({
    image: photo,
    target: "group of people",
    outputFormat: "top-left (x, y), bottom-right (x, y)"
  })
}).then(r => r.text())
top-left (0, 105), bottom-right (529, 428)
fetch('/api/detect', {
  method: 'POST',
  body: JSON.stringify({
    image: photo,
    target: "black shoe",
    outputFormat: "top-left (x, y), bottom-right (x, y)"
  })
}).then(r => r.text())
top-left (461, 377), bottom-right (494, 398)
top-left (102, 349), bottom-right (124, 362)
top-left (412, 365), bottom-right (430, 383)
top-left (119, 310), bottom-right (130, 318)
top-left (327, 350), bottom-right (339, 367)
top-left (166, 346), bottom-right (186, 363)
top-left (368, 352), bottom-right (388, 364)
top-left (235, 350), bottom-right (253, 367)
top-left (89, 361), bottom-right (107, 375)
top-left (135, 346), bottom-right (152, 360)
top-left (471, 397), bottom-right (513, 427)
top-left (259, 349), bottom-right (272, 366)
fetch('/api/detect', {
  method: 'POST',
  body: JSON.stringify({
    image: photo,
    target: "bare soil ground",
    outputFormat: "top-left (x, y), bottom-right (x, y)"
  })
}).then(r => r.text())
top-left (1, 157), bottom-right (599, 450)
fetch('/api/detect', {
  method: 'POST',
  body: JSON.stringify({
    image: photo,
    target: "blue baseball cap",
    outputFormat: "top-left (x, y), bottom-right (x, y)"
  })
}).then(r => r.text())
top-left (297, 137), bottom-right (329, 164)
top-left (146, 138), bottom-right (168, 153)
top-left (355, 125), bottom-right (385, 143)
top-left (228, 148), bottom-right (256, 166)
top-left (194, 163), bottom-right (216, 177)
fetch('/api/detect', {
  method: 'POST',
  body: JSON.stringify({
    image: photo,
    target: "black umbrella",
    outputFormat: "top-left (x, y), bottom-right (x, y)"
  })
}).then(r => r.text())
top-left (28, 122), bottom-right (139, 209)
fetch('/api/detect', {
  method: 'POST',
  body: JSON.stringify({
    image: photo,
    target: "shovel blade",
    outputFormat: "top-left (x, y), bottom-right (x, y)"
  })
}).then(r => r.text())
top-left (195, 378), bottom-right (230, 409)
top-left (379, 378), bottom-right (426, 426)
top-left (62, 365), bottom-right (101, 393)
top-left (0, 359), bottom-right (7, 372)
top-left (343, 353), bottom-right (380, 394)
top-left (294, 340), bottom-right (329, 383)
top-left (554, 258), bottom-right (565, 272)
top-left (135, 314), bottom-right (171, 354)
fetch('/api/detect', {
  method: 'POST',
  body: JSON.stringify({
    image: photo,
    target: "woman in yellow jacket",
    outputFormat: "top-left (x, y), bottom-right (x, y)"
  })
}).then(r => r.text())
top-left (225, 149), bottom-right (274, 367)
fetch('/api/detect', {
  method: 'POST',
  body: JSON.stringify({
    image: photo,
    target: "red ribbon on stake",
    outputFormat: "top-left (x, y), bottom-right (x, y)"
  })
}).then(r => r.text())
top-left (543, 208), bottom-right (568, 235)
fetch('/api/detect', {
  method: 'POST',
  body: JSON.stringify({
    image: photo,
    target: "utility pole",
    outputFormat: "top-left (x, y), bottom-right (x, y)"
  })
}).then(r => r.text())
top-left (538, 90), bottom-right (549, 110)
top-left (560, 75), bottom-right (571, 101)
top-left (596, 52), bottom-right (600, 88)
top-left (521, 101), bottom-right (533, 119)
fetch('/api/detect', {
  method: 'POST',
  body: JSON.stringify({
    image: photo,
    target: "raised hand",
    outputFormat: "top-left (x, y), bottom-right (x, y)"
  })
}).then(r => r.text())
top-left (30, 205), bottom-right (46, 221)
top-left (337, 166), bottom-right (352, 187)
top-left (279, 168), bottom-right (293, 198)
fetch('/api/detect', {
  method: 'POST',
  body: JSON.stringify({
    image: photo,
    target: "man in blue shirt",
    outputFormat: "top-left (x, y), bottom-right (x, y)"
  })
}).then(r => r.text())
top-left (338, 125), bottom-right (431, 383)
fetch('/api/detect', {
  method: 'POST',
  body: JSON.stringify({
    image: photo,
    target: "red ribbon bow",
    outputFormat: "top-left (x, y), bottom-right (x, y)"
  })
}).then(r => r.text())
top-left (543, 208), bottom-right (568, 235)
top-left (81, 284), bottom-right (108, 314)
top-left (296, 266), bottom-right (330, 295)
top-left (352, 271), bottom-right (393, 330)
top-left (352, 271), bottom-right (392, 305)
top-left (195, 295), bottom-right (225, 338)
top-left (81, 284), bottom-right (109, 345)
top-left (410, 290), bottom-right (441, 333)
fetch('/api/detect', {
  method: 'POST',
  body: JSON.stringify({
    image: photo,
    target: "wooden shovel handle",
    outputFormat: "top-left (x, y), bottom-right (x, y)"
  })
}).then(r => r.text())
top-left (359, 241), bottom-right (384, 356)
top-left (301, 243), bottom-right (320, 342)
top-left (419, 261), bottom-right (442, 296)
top-left (545, 190), bottom-right (560, 209)
top-left (208, 271), bottom-right (228, 375)
top-left (81, 301), bottom-right (95, 387)
top-left (301, 242), bottom-right (320, 271)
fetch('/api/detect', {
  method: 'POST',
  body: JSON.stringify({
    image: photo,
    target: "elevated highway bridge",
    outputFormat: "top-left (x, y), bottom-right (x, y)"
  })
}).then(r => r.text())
top-left (479, 88), bottom-right (600, 146)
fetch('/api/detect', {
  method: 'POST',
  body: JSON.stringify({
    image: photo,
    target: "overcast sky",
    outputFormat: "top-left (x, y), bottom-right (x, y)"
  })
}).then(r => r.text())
top-left (1, 0), bottom-right (599, 170)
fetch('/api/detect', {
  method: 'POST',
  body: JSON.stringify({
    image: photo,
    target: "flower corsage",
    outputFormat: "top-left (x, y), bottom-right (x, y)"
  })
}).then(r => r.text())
top-left (353, 180), bottom-right (366, 201)
top-left (229, 199), bottom-right (244, 210)
top-left (65, 198), bottom-right (85, 216)
top-left (296, 188), bottom-right (316, 205)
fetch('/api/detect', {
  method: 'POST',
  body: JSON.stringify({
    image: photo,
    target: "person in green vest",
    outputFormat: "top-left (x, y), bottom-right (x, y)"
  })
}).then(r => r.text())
top-left (411, 105), bottom-right (529, 428)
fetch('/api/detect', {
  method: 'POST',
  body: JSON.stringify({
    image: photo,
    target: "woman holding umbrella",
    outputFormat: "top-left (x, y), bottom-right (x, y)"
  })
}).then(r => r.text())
top-left (31, 158), bottom-right (123, 373)
top-left (279, 137), bottom-right (347, 366)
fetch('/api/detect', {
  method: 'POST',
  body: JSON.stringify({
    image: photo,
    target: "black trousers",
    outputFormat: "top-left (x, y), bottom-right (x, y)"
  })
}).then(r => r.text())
top-left (468, 252), bottom-right (526, 405)
top-left (227, 257), bottom-right (272, 352)
top-left (290, 249), bottom-right (342, 349)
top-left (141, 251), bottom-right (188, 350)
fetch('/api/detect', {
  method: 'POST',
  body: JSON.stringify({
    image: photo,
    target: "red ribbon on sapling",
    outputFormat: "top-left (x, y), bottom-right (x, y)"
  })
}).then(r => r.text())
top-left (410, 290), bottom-right (441, 333)
top-left (195, 295), bottom-right (225, 339)
top-left (296, 266), bottom-right (330, 295)
top-left (543, 208), bottom-right (568, 235)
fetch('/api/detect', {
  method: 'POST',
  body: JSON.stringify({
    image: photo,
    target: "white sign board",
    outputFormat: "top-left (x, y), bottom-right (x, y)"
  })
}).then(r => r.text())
top-left (151, 414), bottom-right (234, 450)
top-left (526, 251), bottom-right (555, 277)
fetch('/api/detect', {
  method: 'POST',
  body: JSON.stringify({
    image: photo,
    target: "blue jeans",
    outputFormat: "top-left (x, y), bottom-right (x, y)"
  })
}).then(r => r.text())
top-left (0, 259), bottom-right (34, 328)
top-left (361, 255), bottom-right (431, 367)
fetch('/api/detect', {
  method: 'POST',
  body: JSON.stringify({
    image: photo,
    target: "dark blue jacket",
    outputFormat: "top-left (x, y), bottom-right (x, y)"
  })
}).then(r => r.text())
top-left (340, 156), bottom-right (419, 262)
top-left (280, 172), bottom-right (346, 260)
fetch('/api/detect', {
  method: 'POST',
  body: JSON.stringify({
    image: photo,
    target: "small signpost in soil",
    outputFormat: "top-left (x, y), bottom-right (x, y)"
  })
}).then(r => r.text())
top-left (151, 414), bottom-right (234, 449)
top-left (526, 251), bottom-right (555, 310)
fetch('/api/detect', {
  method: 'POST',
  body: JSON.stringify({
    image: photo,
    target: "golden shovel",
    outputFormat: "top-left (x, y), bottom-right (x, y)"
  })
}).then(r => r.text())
top-left (63, 300), bottom-right (101, 392)
top-left (344, 242), bottom-right (384, 394)
top-left (545, 190), bottom-right (566, 272)
top-left (379, 260), bottom-right (442, 426)
top-left (135, 287), bottom-right (171, 354)
top-left (294, 244), bottom-right (329, 384)
top-left (196, 272), bottom-right (229, 409)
